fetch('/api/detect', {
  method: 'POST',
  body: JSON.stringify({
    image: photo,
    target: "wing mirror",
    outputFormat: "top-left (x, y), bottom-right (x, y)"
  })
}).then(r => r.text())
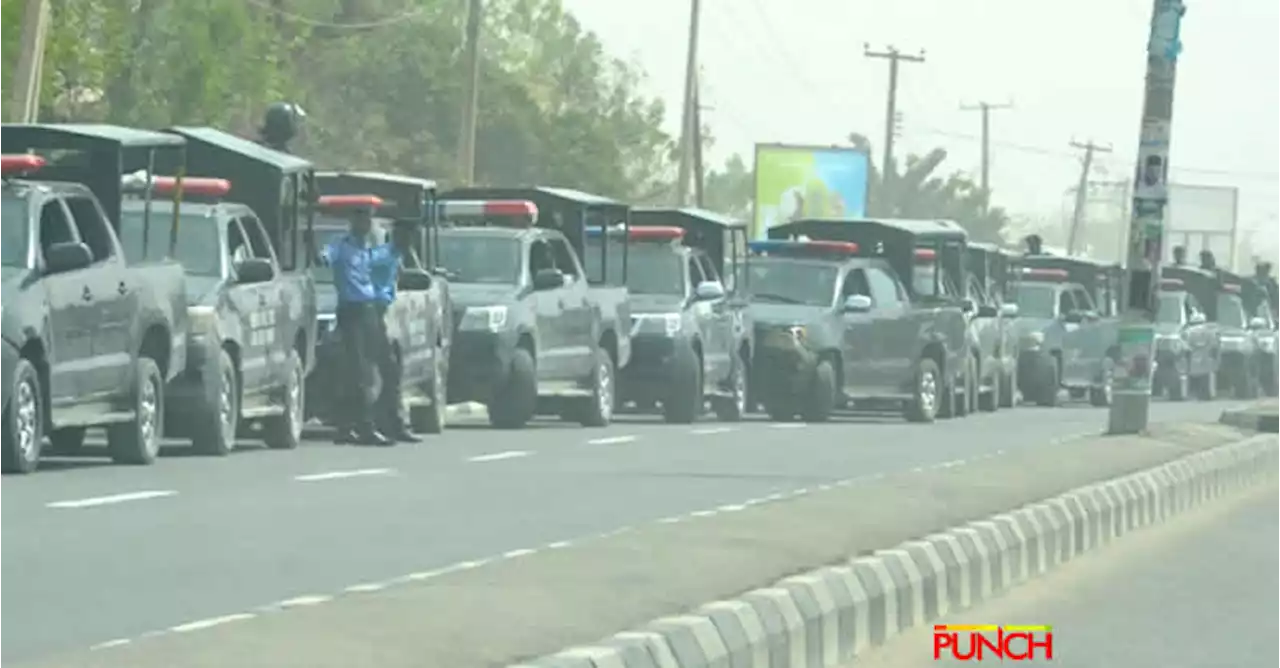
top-left (961, 298), bottom-right (976, 314)
top-left (694, 280), bottom-right (726, 301)
top-left (976, 304), bottom-right (999, 318)
top-left (1248, 316), bottom-right (1267, 330)
top-left (842, 294), bottom-right (872, 313)
top-left (999, 303), bottom-right (1019, 318)
top-left (532, 268), bottom-right (565, 291)
top-left (1062, 310), bottom-right (1085, 324)
top-left (234, 257), bottom-right (275, 284)
top-left (398, 268), bottom-right (434, 291)
top-left (44, 242), bottom-right (93, 274)
top-left (1188, 312), bottom-right (1206, 325)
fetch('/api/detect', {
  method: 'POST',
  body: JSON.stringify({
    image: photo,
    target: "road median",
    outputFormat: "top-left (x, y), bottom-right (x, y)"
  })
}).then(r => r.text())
top-left (20, 421), bottom-right (1267, 668)
top-left (1218, 398), bottom-right (1278, 433)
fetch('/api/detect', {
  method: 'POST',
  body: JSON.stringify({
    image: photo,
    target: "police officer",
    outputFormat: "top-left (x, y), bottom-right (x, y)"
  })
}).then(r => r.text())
top-left (319, 203), bottom-right (402, 446)
top-left (1171, 245), bottom-right (1187, 265)
top-left (260, 102), bottom-right (306, 154)
top-left (369, 222), bottom-right (422, 443)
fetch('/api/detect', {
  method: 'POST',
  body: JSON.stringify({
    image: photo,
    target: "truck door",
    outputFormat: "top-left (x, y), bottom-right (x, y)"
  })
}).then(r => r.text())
top-left (548, 236), bottom-right (593, 379)
top-left (1060, 286), bottom-right (1097, 384)
top-left (528, 238), bottom-right (567, 381)
top-left (37, 199), bottom-right (97, 404)
top-left (64, 194), bottom-right (135, 396)
top-left (225, 218), bottom-right (276, 393)
top-left (696, 252), bottom-right (733, 383)
top-left (865, 266), bottom-right (914, 391)
top-left (838, 268), bottom-right (877, 393)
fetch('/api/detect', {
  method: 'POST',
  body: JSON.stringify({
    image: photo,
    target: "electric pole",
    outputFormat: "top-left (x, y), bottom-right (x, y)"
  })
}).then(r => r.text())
top-left (1109, 0), bottom-right (1186, 435)
top-left (675, 0), bottom-right (702, 206)
top-left (691, 73), bottom-right (706, 208)
top-left (9, 0), bottom-right (50, 123)
top-left (960, 100), bottom-right (1013, 203)
top-left (864, 44), bottom-right (925, 204)
top-left (456, 0), bottom-right (483, 185)
top-left (1066, 139), bottom-right (1112, 255)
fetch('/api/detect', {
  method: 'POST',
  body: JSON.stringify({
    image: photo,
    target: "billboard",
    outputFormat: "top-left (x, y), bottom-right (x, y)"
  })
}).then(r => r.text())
top-left (1165, 183), bottom-right (1239, 268)
top-left (752, 144), bottom-right (870, 239)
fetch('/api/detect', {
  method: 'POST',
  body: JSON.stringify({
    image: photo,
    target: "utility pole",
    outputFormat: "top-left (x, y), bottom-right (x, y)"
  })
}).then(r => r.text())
top-left (9, 0), bottom-right (51, 123)
top-left (960, 100), bottom-right (1013, 203)
top-left (456, 0), bottom-right (484, 185)
top-left (691, 73), bottom-right (706, 208)
top-left (1066, 139), bottom-right (1112, 254)
top-left (864, 44), bottom-right (925, 205)
top-left (675, 0), bottom-right (702, 206)
top-left (1109, 0), bottom-right (1186, 435)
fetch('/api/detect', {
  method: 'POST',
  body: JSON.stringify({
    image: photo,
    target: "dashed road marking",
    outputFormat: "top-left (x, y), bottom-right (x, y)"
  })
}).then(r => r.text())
top-left (691, 427), bottom-right (735, 435)
top-left (294, 468), bottom-right (392, 482)
top-left (770, 423), bottom-right (807, 429)
top-left (171, 613), bottom-right (255, 633)
top-left (91, 638), bottom-right (132, 650)
top-left (467, 450), bottom-right (530, 463)
top-left (344, 582), bottom-right (388, 594)
top-left (588, 435), bottom-right (637, 445)
top-left (503, 548), bottom-right (536, 559)
top-left (276, 595), bottom-right (331, 608)
top-left (46, 490), bottom-right (177, 509)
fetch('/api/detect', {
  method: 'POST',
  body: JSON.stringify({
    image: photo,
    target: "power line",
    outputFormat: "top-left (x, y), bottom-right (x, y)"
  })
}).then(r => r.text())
top-left (1067, 139), bottom-right (1113, 254)
top-left (243, 0), bottom-right (425, 29)
top-left (864, 44), bottom-right (925, 199)
top-left (959, 100), bottom-right (1013, 200)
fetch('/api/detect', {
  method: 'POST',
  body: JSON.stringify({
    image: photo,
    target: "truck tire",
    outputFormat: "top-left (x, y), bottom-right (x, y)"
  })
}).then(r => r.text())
top-left (1231, 363), bottom-right (1258, 400)
top-left (1167, 357), bottom-right (1189, 401)
top-left (1088, 372), bottom-right (1113, 407)
top-left (904, 357), bottom-right (941, 423)
top-left (3, 358), bottom-right (44, 474)
top-left (108, 356), bottom-right (164, 466)
top-left (490, 348), bottom-right (537, 429)
top-left (712, 350), bottom-right (749, 422)
top-left (954, 355), bottom-right (975, 416)
top-left (799, 358), bottom-right (836, 422)
top-left (1190, 371), bottom-right (1215, 401)
top-left (47, 427), bottom-right (87, 455)
top-left (411, 343), bottom-right (448, 434)
top-left (1032, 357), bottom-right (1059, 407)
top-left (193, 350), bottom-right (238, 456)
top-left (263, 351), bottom-right (305, 450)
top-left (578, 348), bottom-right (616, 427)
top-left (663, 343), bottom-right (702, 424)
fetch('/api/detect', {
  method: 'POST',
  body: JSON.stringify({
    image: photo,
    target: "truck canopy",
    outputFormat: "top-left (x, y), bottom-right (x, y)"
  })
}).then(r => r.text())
top-left (317, 171), bottom-right (438, 269)
top-left (767, 217), bottom-right (967, 301)
top-left (966, 242), bottom-right (1017, 301)
top-left (1018, 253), bottom-right (1121, 316)
top-left (441, 186), bottom-right (629, 286)
top-left (0, 123), bottom-right (185, 232)
top-left (160, 126), bottom-right (314, 269)
top-left (632, 207), bottom-right (747, 288)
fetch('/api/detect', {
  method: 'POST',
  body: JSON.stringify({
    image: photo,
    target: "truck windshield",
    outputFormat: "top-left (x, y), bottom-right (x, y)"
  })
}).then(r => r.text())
top-left (2, 193), bottom-right (28, 268)
top-left (1156, 293), bottom-right (1184, 324)
top-left (745, 259), bottom-right (837, 307)
top-left (589, 240), bottom-right (684, 295)
top-left (436, 234), bottom-right (522, 284)
top-left (118, 210), bottom-right (222, 277)
top-left (1217, 293), bottom-right (1246, 328)
top-left (1012, 283), bottom-right (1058, 319)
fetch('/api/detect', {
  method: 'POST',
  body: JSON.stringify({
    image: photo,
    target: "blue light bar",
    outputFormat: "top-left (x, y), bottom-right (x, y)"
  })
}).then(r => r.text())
top-left (585, 225), bottom-right (604, 237)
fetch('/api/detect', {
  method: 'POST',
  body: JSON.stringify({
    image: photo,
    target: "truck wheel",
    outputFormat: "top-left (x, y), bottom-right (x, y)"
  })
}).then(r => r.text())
top-left (1167, 358), bottom-right (1188, 401)
top-left (1262, 356), bottom-right (1279, 397)
top-left (663, 343), bottom-right (702, 424)
top-left (108, 356), bottom-right (164, 466)
top-left (490, 348), bottom-right (537, 429)
top-left (1232, 362), bottom-right (1259, 399)
top-left (904, 357), bottom-right (941, 423)
top-left (998, 370), bottom-right (1016, 408)
top-left (3, 359), bottom-right (44, 474)
top-left (193, 350), bottom-right (239, 456)
top-left (578, 349), bottom-right (616, 427)
top-left (47, 427), bottom-right (87, 455)
top-left (1032, 357), bottom-right (1059, 407)
top-left (799, 359), bottom-right (836, 422)
top-left (411, 344), bottom-right (448, 434)
top-left (957, 355), bottom-right (977, 416)
top-left (263, 351), bottom-right (305, 450)
top-left (1190, 372), bottom-right (1215, 401)
top-left (1088, 371), bottom-right (1113, 407)
top-left (712, 351), bottom-right (749, 422)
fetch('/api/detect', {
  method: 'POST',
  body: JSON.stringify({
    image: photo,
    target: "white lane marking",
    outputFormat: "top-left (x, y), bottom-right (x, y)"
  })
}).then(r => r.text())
top-left (344, 583), bottom-right (387, 594)
top-left (91, 638), bottom-right (132, 650)
top-left (691, 427), bottom-right (734, 435)
top-left (294, 468), bottom-right (392, 482)
top-left (400, 558), bottom-right (489, 583)
top-left (276, 595), bottom-right (331, 608)
top-left (546, 540), bottom-right (573, 549)
top-left (47, 490), bottom-right (177, 509)
top-left (690, 509), bottom-right (718, 518)
top-left (171, 613), bottom-right (255, 633)
top-left (936, 458), bottom-right (967, 469)
top-left (770, 423), bottom-right (807, 429)
top-left (718, 503), bottom-right (748, 512)
top-left (467, 450), bottom-right (530, 463)
top-left (658, 515), bottom-right (684, 524)
top-left (588, 435), bottom-right (637, 445)
top-left (503, 548), bottom-right (536, 559)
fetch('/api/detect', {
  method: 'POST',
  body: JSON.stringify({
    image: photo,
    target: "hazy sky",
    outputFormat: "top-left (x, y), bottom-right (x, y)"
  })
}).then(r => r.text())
top-left (562, 0), bottom-right (1279, 254)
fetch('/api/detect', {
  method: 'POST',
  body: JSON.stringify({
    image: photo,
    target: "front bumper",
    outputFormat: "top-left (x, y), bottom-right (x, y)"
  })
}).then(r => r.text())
top-left (164, 333), bottom-right (221, 432)
top-left (446, 329), bottom-right (515, 403)
top-left (751, 333), bottom-right (817, 401)
top-left (618, 334), bottom-right (685, 402)
top-left (2, 339), bottom-right (18, 410)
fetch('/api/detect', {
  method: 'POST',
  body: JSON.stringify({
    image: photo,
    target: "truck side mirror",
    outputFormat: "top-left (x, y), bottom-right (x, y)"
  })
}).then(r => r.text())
top-left (694, 280), bottom-right (726, 301)
top-left (1188, 311), bottom-right (1206, 325)
top-left (398, 268), bottom-right (433, 291)
top-left (962, 298), bottom-right (976, 314)
top-left (999, 303), bottom-right (1019, 318)
top-left (234, 258), bottom-right (275, 284)
top-left (842, 294), bottom-right (872, 313)
top-left (1062, 310), bottom-right (1085, 324)
top-left (1248, 316), bottom-right (1267, 330)
top-left (532, 268), bottom-right (565, 291)
top-left (44, 242), bottom-right (93, 274)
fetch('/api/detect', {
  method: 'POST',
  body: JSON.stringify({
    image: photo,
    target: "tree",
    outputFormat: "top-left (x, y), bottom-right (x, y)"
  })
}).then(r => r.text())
top-left (703, 153), bottom-right (752, 218)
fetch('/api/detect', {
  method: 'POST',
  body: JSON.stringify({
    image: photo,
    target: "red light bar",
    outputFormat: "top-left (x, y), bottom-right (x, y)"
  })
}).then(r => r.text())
top-left (806, 240), bottom-right (859, 253)
top-left (1021, 268), bottom-right (1069, 280)
top-left (630, 226), bottom-right (685, 242)
top-left (914, 248), bottom-right (937, 261)
top-left (318, 194), bottom-right (384, 210)
top-left (439, 199), bottom-right (538, 221)
top-left (1221, 283), bottom-right (1241, 293)
top-left (151, 176), bottom-right (231, 198)
top-left (1, 154), bottom-right (46, 176)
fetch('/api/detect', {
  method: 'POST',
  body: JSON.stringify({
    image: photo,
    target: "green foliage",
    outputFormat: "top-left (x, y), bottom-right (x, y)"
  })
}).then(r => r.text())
top-left (0, 0), bottom-right (674, 199)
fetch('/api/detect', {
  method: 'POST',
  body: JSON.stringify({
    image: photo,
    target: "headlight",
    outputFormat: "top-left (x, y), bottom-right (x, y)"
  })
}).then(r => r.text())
top-left (188, 305), bottom-right (218, 332)
top-left (317, 313), bottom-right (337, 336)
top-left (460, 305), bottom-right (508, 332)
top-left (1259, 337), bottom-right (1277, 353)
top-left (1219, 335), bottom-right (1248, 351)
top-left (1020, 331), bottom-right (1045, 348)
top-left (631, 313), bottom-right (682, 337)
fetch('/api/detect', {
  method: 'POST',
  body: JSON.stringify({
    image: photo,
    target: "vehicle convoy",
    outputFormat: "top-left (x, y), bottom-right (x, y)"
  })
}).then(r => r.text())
top-left (1205, 263), bottom-right (1264, 399)
top-left (964, 242), bottom-right (1020, 410)
top-left (1239, 265), bottom-right (1278, 397)
top-left (117, 126), bottom-right (320, 454)
top-left (749, 218), bottom-right (970, 423)
top-left (1008, 245), bottom-right (1120, 407)
top-left (587, 207), bottom-right (753, 423)
top-left (1, 124), bottom-right (191, 473)
top-left (311, 171), bottom-right (449, 434)
top-left (1152, 270), bottom-right (1218, 400)
top-left (435, 186), bottom-right (633, 429)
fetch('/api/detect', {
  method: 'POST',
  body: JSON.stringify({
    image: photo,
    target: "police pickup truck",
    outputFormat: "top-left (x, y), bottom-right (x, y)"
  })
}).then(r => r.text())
top-left (1009, 252), bottom-right (1120, 407)
top-left (1153, 271), bottom-right (1217, 400)
top-left (1240, 268), bottom-right (1278, 397)
top-left (436, 187), bottom-right (632, 429)
top-left (1, 125), bottom-right (190, 473)
top-left (1211, 266), bottom-right (1265, 399)
top-left (587, 207), bottom-right (753, 423)
top-left (748, 218), bottom-right (969, 423)
top-left (312, 171), bottom-right (449, 434)
top-left (965, 242), bottom-right (1020, 410)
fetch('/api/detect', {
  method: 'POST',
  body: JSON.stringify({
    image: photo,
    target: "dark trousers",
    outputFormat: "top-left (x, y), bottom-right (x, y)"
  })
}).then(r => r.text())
top-left (374, 302), bottom-right (406, 432)
top-left (335, 302), bottom-right (382, 431)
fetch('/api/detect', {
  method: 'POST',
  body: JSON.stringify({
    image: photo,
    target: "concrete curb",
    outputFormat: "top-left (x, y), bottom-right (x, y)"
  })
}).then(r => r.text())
top-left (513, 433), bottom-right (1278, 668)
top-left (1218, 403), bottom-right (1279, 433)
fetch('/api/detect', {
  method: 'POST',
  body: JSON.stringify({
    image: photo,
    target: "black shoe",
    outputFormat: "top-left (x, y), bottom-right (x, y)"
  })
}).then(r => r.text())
top-left (333, 428), bottom-right (359, 445)
top-left (356, 428), bottom-right (394, 446)
top-left (390, 427), bottom-right (421, 444)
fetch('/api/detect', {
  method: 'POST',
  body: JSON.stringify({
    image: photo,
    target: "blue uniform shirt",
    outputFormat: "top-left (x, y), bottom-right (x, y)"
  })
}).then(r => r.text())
top-left (320, 235), bottom-right (399, 305)
top-left (372, 258), bottom-right (399, 305)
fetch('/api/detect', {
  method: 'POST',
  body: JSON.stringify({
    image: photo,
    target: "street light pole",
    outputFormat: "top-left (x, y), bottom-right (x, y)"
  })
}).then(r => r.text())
top-left (1108, 0), bottom-right (1186, 435)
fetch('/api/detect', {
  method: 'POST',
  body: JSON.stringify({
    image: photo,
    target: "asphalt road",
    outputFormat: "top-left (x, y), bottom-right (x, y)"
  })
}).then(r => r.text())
top-left (850, 479), bottom-right (1279, 667)
top-left (0, 398), bottom-right (1255, 663)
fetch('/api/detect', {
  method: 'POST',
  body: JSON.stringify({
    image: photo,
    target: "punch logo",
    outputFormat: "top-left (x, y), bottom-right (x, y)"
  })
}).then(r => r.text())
top-left (933, 625), bottom-right (1054, 662)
